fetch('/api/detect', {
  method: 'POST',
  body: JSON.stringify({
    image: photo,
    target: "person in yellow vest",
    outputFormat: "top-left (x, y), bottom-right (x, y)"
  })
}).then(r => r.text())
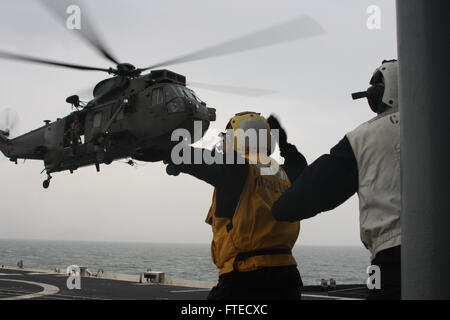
top-left (164, 112), bottom-right (307, 300)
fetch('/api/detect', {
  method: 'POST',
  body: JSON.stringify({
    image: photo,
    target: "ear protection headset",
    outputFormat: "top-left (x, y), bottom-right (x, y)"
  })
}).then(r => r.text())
top-left (352, 60), bottom-right (398, 113)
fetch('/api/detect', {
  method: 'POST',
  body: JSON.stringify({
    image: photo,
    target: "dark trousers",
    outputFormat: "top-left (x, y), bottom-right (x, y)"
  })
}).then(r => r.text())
top-left (367, 245), bottom-right (401, 300)
top-left (207, 266), bottom-right (303, 300)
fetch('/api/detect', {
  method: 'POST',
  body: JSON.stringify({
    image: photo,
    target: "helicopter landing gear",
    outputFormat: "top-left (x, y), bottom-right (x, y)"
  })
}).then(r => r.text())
top-left (95, 162), bottom-right (100, 172)
top-left (43, 174), bottom-right (52, 189)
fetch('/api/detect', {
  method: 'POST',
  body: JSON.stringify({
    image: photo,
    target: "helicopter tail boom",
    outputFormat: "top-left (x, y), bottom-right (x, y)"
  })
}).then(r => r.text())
top-left (0, 126), bottom-right (49, 161)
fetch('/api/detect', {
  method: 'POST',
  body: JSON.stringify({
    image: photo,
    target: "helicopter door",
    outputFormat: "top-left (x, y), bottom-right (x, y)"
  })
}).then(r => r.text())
top-left (44, 119), bottom-right (65, 150)
top-left (84, 111), bottom-right (103, 143)
top-left (93, 112), bottom-right (102, 128)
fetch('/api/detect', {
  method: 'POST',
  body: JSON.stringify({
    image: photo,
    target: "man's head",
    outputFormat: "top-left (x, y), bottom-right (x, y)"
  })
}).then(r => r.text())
top-left (220, 112), bottom-right (273, 156)
top-left (352, 59), bottom-right (398, 114)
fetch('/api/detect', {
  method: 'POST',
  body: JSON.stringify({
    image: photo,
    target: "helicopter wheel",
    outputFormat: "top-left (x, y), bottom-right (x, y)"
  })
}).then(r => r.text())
top-left (43, 173), bottom-right (52, 189)
top-left (43, 179), bottom-right (50, 189)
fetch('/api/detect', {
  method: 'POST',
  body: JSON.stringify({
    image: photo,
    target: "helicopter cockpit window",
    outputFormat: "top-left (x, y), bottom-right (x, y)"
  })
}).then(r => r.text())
top-left (162, 86), bottom-right (184, 113)
top-left (183, 88), bottom-right (202, 103)
top-left (182, 88), bottom-right (196, 100)
top-left (151, 87), bottom-right (164, 105)
top-left (173, 85), bottom-right (186, 98)
top-left (164, 85), bottom-right (183, 102)
top-left (167, 97), bottom-right (185, 113)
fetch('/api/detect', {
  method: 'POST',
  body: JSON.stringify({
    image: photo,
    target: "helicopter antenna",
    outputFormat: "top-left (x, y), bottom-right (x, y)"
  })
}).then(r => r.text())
top-left (119, 159), bottom-right (149, 168)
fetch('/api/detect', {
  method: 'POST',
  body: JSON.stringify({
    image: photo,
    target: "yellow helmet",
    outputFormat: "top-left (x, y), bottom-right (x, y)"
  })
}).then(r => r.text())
top-left (223, 111), bottom-right (272, 155)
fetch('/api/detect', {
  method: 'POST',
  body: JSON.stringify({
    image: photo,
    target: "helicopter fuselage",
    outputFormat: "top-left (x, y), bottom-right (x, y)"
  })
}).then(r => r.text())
top-left (0, 70), bottom-right (216, 187)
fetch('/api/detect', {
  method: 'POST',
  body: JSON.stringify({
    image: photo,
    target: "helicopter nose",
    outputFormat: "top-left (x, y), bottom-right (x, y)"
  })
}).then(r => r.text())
top-left (207, 107), bottom-right (216, 121)
top-left (185, 99), bottom-right (196, 111)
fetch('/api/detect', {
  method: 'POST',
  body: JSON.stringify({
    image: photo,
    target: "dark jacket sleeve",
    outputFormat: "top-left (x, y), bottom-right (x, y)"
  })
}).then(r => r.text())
top-left (168, 147), bottom-right (249, 220)
top-left (168, 147), bottom-right (248, 189)
top-left (272, 136), bottom-right (358, 222)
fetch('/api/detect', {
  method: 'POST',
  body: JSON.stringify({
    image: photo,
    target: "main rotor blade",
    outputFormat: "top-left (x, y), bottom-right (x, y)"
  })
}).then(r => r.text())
top-left (141, 15), bottom-right (326, 71)
top-left (38, 0), bottom-right (120, 65)
top-left (189, 82), bottom-right (277, 97)
top-left (0, 50), bottom-right (110, 72)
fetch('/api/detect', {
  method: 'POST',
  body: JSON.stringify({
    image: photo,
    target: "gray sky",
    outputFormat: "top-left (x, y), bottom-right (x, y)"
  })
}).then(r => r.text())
top-left (0, 0), bottom-right (397, 247)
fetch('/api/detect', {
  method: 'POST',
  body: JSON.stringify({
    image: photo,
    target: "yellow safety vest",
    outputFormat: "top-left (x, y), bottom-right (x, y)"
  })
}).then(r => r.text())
top-left (205, 156), bottom-right (300, 276)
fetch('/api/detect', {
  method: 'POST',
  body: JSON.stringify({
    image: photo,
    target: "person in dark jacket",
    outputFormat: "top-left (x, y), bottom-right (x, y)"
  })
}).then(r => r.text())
top-left (272, 60), bottom-right (402, 300)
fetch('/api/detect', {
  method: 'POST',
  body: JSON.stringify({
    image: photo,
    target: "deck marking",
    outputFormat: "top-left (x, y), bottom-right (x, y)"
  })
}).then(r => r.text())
top-left (37, 293), bottom-right (109, 300)
top-left (328, 286), bottom-right (367, 293)
top-left (0, 279), bottom-right (59, 300)
top-left (302, 293), bottom-right (363, 300)
top-left (170, 289), bottom-right (211, 293)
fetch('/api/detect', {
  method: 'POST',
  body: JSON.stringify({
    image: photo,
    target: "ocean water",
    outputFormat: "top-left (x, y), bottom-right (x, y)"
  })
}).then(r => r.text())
top-left (0, 239), bottom-right (370, 286)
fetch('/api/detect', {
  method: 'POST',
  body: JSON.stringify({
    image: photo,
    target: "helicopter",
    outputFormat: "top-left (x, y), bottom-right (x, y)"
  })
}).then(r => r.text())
top-left (0, 1), bottom-right (325, 189)
top-left (0, 68), bottom-right (215, 189)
